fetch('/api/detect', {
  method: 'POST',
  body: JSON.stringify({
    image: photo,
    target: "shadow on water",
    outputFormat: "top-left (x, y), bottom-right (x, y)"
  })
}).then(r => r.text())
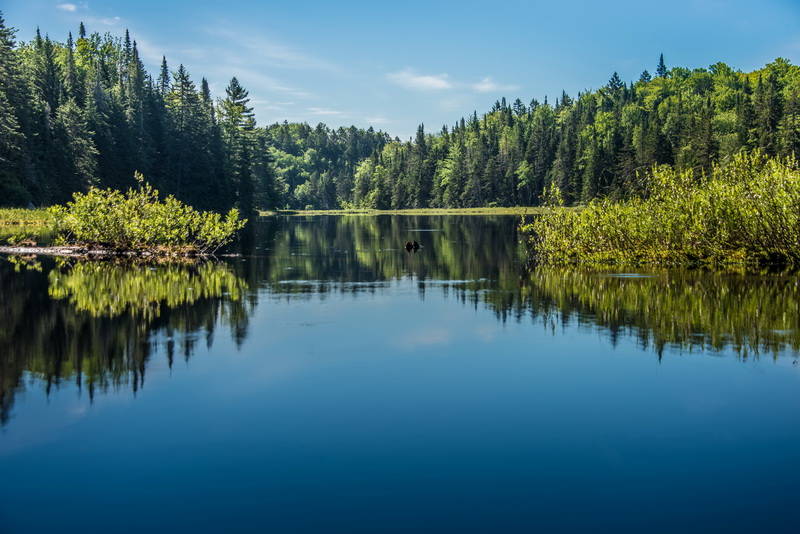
top-left (1, 214), bottom-right (798, 425)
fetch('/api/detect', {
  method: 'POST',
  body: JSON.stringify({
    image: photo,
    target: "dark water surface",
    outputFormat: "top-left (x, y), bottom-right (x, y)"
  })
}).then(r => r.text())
top-left (1, 215), bottom-right (799, 533)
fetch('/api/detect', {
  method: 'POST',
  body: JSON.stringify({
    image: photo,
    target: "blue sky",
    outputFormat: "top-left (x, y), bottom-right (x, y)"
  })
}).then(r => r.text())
top-left (4, 0), bottom-right (800, 139)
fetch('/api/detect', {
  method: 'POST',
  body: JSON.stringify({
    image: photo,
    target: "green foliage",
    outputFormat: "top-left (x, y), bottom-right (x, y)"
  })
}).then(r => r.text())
top-left (48, 172), bottom-right (246, 254)
top-left (269, 56), bottom-right (800, 211)
top-left (49, 259), bottom-right (246, 318)
top-left (525, 152), bottom-right (800, 265)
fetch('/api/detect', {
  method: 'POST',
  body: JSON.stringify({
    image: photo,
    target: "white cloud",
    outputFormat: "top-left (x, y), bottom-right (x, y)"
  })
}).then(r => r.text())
top-left (85, 15), bottom-right (122, 26)
top-left (387, 68), bottom-right (453, 91)
top-left (56, 3), bottom-right (77, 11)
top-left (471, 76), bottom-right (520, 94)
top-left (307, 107), bottom-right (346, 116)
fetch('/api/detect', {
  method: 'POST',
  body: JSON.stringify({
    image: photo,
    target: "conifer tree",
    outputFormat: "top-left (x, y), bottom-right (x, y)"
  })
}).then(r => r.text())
top-left (656, 53), bottom-right (668, 78)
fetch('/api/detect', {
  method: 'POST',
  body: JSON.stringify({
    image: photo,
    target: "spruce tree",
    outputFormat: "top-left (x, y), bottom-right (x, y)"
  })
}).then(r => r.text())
top-left (157, 56), bottom-right (169, 96)
top-left (656, 53), bottom-right (668, 78)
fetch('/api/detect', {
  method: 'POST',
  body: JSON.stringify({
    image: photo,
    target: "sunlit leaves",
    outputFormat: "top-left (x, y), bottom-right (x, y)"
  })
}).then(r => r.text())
top-left (48, 172), bottom-right (247, 254)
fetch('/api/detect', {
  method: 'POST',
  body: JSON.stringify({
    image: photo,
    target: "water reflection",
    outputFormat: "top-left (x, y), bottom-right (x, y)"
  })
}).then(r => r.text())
top-left (1, 215), bottom-right (798, 426)
top-left (515, 268), bottom-right (800, 359)
top-left (0, 258), bottom-right (253, 425)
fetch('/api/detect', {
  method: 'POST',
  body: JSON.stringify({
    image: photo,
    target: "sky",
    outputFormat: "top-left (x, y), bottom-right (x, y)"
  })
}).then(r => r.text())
top-left (4, 0), bottom-right (800, 139)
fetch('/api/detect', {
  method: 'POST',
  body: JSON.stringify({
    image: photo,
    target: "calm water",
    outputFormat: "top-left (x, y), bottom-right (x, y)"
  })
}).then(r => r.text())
top-left (1, 215), bottom-right (799, 533)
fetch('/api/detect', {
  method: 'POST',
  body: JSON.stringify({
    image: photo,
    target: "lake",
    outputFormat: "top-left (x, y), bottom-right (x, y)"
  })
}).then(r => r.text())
top-left (1, 215), bottom-right (799, 533)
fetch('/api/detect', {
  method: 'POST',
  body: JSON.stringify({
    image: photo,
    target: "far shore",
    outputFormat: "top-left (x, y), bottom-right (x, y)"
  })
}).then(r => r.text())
top-left (260, 206), bottom-right (553, 217)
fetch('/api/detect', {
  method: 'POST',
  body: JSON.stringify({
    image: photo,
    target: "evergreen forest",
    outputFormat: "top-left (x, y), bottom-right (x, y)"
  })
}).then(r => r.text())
top-left (1, 13), bottom-right (798, 212)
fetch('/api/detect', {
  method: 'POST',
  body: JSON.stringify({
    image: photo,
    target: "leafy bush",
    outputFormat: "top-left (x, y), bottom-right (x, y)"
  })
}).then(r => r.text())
top-left (48, 173), bottom-right (247, 254)
top-left (524, 152), bottom-right (800, 266)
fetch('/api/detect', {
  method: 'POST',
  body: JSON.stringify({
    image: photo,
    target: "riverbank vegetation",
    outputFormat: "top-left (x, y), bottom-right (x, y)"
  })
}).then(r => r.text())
top-left (47, 173), bottom-right (246, 255)
top-left (525, 152), bottom-right (800, 266)
top-left (2, 12), bottom-right (798, 212)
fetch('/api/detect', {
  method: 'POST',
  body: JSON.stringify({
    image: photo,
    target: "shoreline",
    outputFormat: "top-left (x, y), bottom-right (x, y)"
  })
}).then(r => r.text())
top-left (0, 245), bottom-right (222, 258)
top-left (261, 207), bottom-right (553, 217)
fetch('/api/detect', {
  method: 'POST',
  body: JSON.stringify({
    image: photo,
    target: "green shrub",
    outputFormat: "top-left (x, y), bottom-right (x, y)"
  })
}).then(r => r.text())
top-left (48, 172), bottom-right (247, 254)
top-left (524, 152), bottom-right (800, 266)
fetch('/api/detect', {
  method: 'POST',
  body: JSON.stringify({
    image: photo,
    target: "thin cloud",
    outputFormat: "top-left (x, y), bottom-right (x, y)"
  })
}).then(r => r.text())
top-left (85, 16), bottom-right (122, 26)
top-left (204, 64), bottom-right (314, 99)
top-left (438, 95), bottom-right (473, 112)
top-left (133, 37), bottom-right (164, 64)
top-left (56, 3), bottom-right (77, 12)
top-left (472, 76), bottom-right (520, 94)
top-left (205, 27), bottom-right (339, 72)
top-left (307, 107), bottom-right (346, 116)
top-left (387, 68), bottom-right (453, 91)
top-left (365, 116), bottom-right (389, 124)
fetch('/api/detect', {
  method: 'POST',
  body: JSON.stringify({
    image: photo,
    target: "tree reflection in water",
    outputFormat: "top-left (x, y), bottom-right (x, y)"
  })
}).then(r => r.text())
top-left (0, 258), bottom-right (252, 425)
top-left (1, 215), bottom-right (798, 426)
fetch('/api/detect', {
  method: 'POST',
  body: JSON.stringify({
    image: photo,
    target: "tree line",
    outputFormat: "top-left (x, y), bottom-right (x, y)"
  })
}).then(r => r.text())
top-left (341, 54), bottom-right (800, 209)
top-left (257, 53), bottom-right (800, 210)
top-left (2, 12), bottom-right (798, 211)
top-left (0, 13), bottom-right (279, 214)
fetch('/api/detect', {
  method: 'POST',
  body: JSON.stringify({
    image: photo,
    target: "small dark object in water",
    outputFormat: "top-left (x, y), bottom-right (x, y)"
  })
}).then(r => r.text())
top-left (405, 240), bottom-right (421, 252)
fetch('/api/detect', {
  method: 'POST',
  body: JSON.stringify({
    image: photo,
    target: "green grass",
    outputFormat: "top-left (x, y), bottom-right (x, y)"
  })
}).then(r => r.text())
top-left (0, 208), bottom-right (53, 226)
top-left (0, 209), bottom-right (55, 245)
top-left (262, 206), bottom-right (552, 216)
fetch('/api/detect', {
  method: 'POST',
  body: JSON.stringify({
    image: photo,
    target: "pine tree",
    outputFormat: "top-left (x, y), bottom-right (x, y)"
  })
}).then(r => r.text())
top-left (157, 56), bottom-right (169, 96)
top-left (54, 98), bottom-right (98, 200)
top-left (0, 13), bottom-right (29, 204)
top-left (220, 77), bottom-right (256, 216)
top-left (607, 72), bottom-right (624, 91)
top-left (165, 64), bottom-right (204, 198)
top-left (656, 53), bottom-right (667, 78)
top-left (32, 30), bottom-right (61, 115)
top-left (754, 70), bottom-right (783, 156)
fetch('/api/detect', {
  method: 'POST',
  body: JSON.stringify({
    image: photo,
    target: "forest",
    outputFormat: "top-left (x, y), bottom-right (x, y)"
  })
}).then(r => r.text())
top-left (1, 13), bottom-right (799, 212)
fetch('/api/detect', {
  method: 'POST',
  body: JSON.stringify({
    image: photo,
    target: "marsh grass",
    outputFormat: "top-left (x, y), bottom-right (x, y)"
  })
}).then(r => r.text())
top-left (525, 152), bottom-right (800, 266)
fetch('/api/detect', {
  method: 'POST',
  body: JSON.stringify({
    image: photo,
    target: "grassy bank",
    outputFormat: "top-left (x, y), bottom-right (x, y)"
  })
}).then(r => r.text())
top-left (524, 152), bottom-right (800, 266)
top-left (263, 206), bottom-right (550, 216)
top-left (0, 208), bottom-right (55, 245)
top-left (0, 208), bottom-right (53, 226)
